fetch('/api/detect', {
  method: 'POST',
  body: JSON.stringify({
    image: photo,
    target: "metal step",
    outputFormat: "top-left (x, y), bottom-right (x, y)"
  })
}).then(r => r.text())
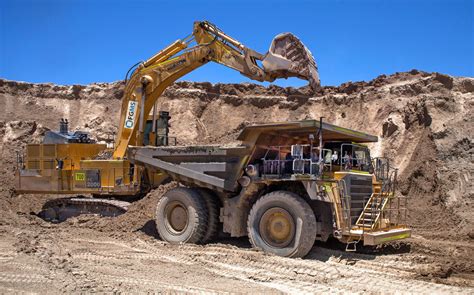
top-left (362, 212), bottom-right (380, 216)
top-left (349, 200), bottom-right (371, 204)
top-left (356, 225), bottom-right (372, 229)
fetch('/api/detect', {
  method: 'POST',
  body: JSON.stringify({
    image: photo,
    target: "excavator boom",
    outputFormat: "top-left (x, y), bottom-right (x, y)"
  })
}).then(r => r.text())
top-left (113, 21), bottom-right (319, 159)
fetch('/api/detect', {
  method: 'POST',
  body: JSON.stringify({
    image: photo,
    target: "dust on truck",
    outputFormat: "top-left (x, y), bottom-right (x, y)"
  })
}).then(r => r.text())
top-left (129, 119), bottom-right (410, 257)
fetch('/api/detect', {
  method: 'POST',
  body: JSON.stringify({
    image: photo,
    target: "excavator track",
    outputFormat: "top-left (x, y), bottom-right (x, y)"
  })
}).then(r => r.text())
top-left (38, 197), bottom-right (130, 223)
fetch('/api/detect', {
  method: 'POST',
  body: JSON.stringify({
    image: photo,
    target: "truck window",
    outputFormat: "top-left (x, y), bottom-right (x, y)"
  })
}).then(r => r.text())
top-left (339, 143), bottom-right (372, 172)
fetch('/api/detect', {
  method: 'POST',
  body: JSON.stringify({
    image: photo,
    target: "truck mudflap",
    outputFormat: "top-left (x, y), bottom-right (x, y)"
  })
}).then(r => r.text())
top-left (362, 228), bottom-right (412, 246)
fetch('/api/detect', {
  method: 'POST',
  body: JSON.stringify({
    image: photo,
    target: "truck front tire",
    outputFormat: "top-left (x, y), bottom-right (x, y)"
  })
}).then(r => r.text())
top-left (247, 191), bottom-right (316, 258)
top-left (156, 187), bottom-right (208, 244)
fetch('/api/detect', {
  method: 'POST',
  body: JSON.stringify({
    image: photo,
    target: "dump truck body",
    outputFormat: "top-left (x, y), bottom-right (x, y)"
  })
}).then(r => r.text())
top-left (128, 120), bottom-right (410, 250)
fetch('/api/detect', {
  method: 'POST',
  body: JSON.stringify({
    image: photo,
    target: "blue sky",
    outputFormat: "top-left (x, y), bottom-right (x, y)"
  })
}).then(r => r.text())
top-left (0, 0), bottom-right (472, 87)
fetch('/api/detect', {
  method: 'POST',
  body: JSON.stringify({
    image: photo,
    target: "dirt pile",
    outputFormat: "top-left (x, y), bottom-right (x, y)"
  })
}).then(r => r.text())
top-left (62, 182), bottom-right (178, 236)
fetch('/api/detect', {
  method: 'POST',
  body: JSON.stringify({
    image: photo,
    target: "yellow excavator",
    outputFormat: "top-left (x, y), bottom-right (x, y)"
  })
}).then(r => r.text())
top-left (16, 20), bottom-right (319, 217)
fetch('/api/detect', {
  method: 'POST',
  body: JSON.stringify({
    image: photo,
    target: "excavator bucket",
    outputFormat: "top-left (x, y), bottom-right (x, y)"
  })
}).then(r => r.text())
top-left (262, 33), bottom-right (320, 91)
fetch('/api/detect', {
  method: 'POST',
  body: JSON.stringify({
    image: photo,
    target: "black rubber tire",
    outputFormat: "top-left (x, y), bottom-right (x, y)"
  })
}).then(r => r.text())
top-left (155, 187), bottom-right (208, 244)
top-left (196, 189), bottom-right (220, 243)
top-left (247, 190), bottom-right (317, 258)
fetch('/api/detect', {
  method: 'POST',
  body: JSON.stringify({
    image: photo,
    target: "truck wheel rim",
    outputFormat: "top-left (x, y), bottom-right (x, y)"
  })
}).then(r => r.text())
top-left (259, 207), bottom-right (295, 248)
top-left (165, 201), bottom-right (188, 233)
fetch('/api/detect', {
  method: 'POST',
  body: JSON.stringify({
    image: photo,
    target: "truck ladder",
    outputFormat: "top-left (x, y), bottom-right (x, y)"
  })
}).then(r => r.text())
top-left (355, 191), bottom-right (390, 229)
top-left (355, 169), bottom-right (397, 230)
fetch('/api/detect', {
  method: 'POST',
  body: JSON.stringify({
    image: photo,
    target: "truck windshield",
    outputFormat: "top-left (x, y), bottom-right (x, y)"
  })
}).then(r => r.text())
top-left (340, 143), bottom-right (372, 172)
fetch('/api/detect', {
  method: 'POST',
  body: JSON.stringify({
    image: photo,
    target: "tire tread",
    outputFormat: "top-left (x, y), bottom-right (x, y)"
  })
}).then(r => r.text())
top-left (197, 189), bottom-right (220, 243)
top-left (156, 187), bottom-right (208, 244)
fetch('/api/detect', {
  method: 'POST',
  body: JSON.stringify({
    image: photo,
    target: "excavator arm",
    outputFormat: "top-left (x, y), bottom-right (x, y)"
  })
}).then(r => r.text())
top-left (113, 21), bottom-right (319, 159)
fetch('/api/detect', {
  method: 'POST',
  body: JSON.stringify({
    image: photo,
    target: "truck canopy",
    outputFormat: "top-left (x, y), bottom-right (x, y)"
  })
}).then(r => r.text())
top-left (237, 120), bottom-right (378, 145)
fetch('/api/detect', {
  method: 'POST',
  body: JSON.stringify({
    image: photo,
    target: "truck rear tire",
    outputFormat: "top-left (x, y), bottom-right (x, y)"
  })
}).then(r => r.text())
top-left (156, 187), bottom-right (208, 244)
top-left (196, 189), bottom-right (220, 243)
top-left (247, 191), bottom-right (316, 258)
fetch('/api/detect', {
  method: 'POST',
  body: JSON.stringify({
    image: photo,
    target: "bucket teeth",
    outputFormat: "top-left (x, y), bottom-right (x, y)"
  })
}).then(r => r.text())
top-left (262, 33), bottom-right (320, 91)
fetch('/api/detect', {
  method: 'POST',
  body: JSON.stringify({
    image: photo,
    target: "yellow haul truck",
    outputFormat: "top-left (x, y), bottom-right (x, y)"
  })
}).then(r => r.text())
top-left (127, 119), bottom-right (410, 257)
top-left (16, 21), bottom-right (410, 257)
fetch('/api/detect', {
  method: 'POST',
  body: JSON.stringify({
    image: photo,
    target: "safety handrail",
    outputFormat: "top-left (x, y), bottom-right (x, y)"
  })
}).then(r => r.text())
top-left (359, 167), bottom-right (401, 231)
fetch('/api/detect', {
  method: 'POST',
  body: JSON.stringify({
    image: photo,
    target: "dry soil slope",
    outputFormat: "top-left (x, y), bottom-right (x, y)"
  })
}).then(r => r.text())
top-left (0, 70), bottom-right (473, 240)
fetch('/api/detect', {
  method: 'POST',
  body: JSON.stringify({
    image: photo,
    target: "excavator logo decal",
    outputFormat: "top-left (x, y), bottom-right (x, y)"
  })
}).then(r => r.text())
top-left (124, 101), bottom-right (137, 129)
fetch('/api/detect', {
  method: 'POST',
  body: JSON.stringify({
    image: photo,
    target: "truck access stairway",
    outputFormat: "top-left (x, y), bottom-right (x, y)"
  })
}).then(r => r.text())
top-left (339, 158), bottom-right (410, 250)
top-left (355, 191), bottom-right (390, 230)
top-left (355, 170), bottom-right (397, 231)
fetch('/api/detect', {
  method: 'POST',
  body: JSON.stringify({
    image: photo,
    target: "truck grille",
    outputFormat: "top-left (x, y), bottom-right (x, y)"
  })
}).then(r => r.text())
top-left (346, 175), bottom-right (373, 225)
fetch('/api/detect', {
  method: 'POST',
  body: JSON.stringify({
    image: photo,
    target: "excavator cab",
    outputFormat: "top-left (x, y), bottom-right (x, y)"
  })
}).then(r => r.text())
top-left (143, 111), bottom-right (175, 146)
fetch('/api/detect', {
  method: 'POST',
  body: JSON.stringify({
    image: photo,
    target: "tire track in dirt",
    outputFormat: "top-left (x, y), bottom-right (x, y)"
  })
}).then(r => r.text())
top-left (143, 239), bottom-right (473, 293)
top-left (64, 237), bottom-right (272, 293)
top-left (97, 274), bottom-right (231, 294)
top-left (8, 230), bottom-right (117, 293)
top-left (136, 239), bottom-right (472, 293)
top-left (196, 250), bottom-right (466, 294)
top-left (2, 226), bottom-right (473, 293)
top-left (0, 252), bottom-right (17, 262)
top-left (0, 273), bottom-right (51, 284)
top-left (2, 261), bottom-right (44, 272)
top-left (67, 236), bottom-right (472, 293)
top-left (70, 238), bottom-right (337, 293)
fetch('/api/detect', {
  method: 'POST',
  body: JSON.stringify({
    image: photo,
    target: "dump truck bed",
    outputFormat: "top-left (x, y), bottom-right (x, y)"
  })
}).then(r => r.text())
top-left (128, 120), bottom-right (379, 193)
top-left (128, 145), bottom-right (251, 192)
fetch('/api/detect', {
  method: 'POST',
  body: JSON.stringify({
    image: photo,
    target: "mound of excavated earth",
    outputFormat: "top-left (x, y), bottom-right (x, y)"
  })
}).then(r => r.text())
top-left (0, 71), bottom-right (473, 292)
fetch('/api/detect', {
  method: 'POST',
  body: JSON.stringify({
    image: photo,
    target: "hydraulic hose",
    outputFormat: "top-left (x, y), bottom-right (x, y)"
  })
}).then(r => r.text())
top-left (124, 61), bottom-right (144, 83)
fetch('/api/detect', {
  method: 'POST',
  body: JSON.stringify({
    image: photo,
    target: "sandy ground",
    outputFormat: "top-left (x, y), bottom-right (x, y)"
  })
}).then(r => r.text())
top-left (0, 71), bottom-right (473, 293)
top-left (0, 184), bottom-right (472, 293)
top-left (0, 213), bottom-right (473, 293)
